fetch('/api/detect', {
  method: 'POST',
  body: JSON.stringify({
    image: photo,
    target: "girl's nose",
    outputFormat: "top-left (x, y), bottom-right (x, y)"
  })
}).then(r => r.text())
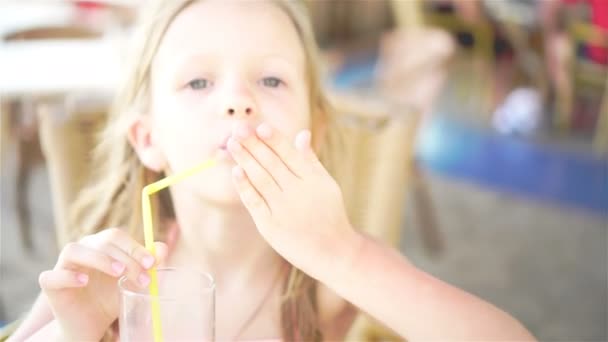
top-left (226, 105), bottom-right (254, 117)
top-left (220, 79), bottom-right (258, 118)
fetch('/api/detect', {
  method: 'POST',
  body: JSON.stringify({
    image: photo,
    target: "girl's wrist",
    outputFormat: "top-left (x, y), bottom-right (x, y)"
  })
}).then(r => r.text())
top-left (315, 222), bottom-right (365, 287)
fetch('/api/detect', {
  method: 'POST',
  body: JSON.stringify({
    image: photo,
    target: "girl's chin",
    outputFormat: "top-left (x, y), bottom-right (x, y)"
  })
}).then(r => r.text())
top-left (196, 180), bottom-right (243, 206)
top-left (208, 190), bottom-right (243, 206)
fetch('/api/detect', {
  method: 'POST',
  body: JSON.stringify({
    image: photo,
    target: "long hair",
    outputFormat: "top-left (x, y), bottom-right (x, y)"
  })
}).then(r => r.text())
top-left (68, 1), bottom-right (352, 340)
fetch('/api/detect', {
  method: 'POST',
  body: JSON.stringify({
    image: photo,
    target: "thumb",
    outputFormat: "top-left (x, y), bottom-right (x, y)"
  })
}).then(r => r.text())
top-left (153, 241), bottom-right (169, 266)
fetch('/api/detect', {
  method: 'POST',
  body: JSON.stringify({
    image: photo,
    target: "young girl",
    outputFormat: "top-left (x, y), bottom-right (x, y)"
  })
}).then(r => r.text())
top-left (11, 0), bottom-right (535, 341)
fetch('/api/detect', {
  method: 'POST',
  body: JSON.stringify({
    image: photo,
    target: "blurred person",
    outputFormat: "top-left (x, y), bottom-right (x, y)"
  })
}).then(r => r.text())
top-left (541, 0), bottom-right (608, 65)
top-left (540, 0), bottom-right (608, 130)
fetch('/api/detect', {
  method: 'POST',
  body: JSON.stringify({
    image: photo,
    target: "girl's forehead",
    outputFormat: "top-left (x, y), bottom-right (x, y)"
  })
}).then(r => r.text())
top-left (153, 0), bottom-right (305, 72)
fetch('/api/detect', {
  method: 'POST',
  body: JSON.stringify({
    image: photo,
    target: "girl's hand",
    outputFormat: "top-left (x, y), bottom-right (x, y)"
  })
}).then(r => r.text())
top-left (227, 123), bottom-right (357, 278)
top-left (38, 228), bottom-right (167, 341)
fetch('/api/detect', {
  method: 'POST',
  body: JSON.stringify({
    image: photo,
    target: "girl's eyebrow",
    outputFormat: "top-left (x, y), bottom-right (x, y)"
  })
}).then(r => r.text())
top-left (167, 54), bottom-right (217, 83)
top-left (257, 54), bottom-right (304, 78)
top-left (172, 54), bottom-right (215, 71)
top-left (167, 53), bottom-right (304, 81)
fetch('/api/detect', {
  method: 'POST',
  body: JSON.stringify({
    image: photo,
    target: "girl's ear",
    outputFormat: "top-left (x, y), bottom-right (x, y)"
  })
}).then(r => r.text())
top-left (127, 115), bottom-right (167, 172)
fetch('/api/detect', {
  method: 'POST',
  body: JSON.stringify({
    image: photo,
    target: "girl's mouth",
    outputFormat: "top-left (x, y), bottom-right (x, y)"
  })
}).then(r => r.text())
top-left (219, 135), bottom-right (231, 151)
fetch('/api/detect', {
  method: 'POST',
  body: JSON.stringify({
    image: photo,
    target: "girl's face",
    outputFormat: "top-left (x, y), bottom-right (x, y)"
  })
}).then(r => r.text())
top-left (131, 0), bottom-right (311, 205)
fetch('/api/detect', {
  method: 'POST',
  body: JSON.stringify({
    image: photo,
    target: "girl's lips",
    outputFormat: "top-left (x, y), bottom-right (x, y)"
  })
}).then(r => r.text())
top-left (219, 135), bottom-right (231, 150)
top-left (217, 135), bottom-right (234, 161)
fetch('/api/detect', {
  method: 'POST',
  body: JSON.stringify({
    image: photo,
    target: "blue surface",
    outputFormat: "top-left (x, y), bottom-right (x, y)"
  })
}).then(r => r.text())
top-left (332, 58), bottom-right (608, 216)
top-left (416, 117), bottom-right (608, 215)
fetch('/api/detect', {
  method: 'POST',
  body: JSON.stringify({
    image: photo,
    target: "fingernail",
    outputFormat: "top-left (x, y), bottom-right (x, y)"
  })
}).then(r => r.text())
top-left (141, 255), bottom-right (155, 269)
top-left (256, 123), bottom-right (272, 139)
top-left (234, 123), bottom-right (250, 139)
top-left (77, 273), bottom-right (89, 285)
top-left (227, 138), bottom-right (242, 151)
top-left (232, 166), bottom-right (245, 180)
top-left (112, 261), bottom-right (126, 275)
top-left (138, 273), bottom-right (150, 287)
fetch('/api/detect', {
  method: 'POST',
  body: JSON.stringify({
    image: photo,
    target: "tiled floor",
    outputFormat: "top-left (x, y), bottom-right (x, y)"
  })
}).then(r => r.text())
top-left (402, 173), bottom-right (607, 340)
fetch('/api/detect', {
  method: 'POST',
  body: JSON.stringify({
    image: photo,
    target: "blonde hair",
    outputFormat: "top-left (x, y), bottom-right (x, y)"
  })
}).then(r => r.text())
top-left (69, 0), bottom-right (347, 340)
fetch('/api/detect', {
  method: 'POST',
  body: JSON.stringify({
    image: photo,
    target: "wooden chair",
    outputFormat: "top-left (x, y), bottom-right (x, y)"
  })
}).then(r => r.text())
top-left (0, 97), bottom-right (44, 250)
top-left (333, 100), bottom-right (423, 342)
top-left (340, 1), bottom-right (453, 340)
top-left (2, 25), bottom-right (106, 250)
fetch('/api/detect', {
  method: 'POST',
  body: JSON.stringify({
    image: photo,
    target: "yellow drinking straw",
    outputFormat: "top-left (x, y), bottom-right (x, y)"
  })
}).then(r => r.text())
top-left (141, 159), bottom-right (216, 342)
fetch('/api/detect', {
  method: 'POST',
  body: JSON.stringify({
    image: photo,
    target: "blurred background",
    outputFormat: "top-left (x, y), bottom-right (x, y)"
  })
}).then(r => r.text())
top-left (0, 0), bottom-right (606, 340)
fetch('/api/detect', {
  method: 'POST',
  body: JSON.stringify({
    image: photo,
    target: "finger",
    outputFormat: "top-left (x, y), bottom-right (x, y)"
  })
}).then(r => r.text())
top-left (153, 242), bottom-right (169, 265)
top-left (232, 165), bottom-right (272, 222)
top-left (235, 126), bottom-right (293, 189)
top-left (57, 243), bottom-right (122, 278)
top-left (96, 228), bottom-right (156, 270)
top-left (85, 239), bottom-right (166, 267)
top-left (39, 269), bottom-right (88, 290)
top-left (254, 123), bottom-right (309, 177)
top-left (294, 130), bottom-right (318, 159)
top-left (112, 241), bottom-right (166, 288)
top-left (228, 136), bottom-right (281, 201)
top-left (294, 129), bottom-right (324, 173)
top-left (90, 241), bottom-right (149, 288)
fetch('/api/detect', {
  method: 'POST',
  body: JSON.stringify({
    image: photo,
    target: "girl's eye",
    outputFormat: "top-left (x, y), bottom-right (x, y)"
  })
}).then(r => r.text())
top-left (261, 77), bottom-right (283, 88)
top-left (187, 78), bottom-right (210, 90)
